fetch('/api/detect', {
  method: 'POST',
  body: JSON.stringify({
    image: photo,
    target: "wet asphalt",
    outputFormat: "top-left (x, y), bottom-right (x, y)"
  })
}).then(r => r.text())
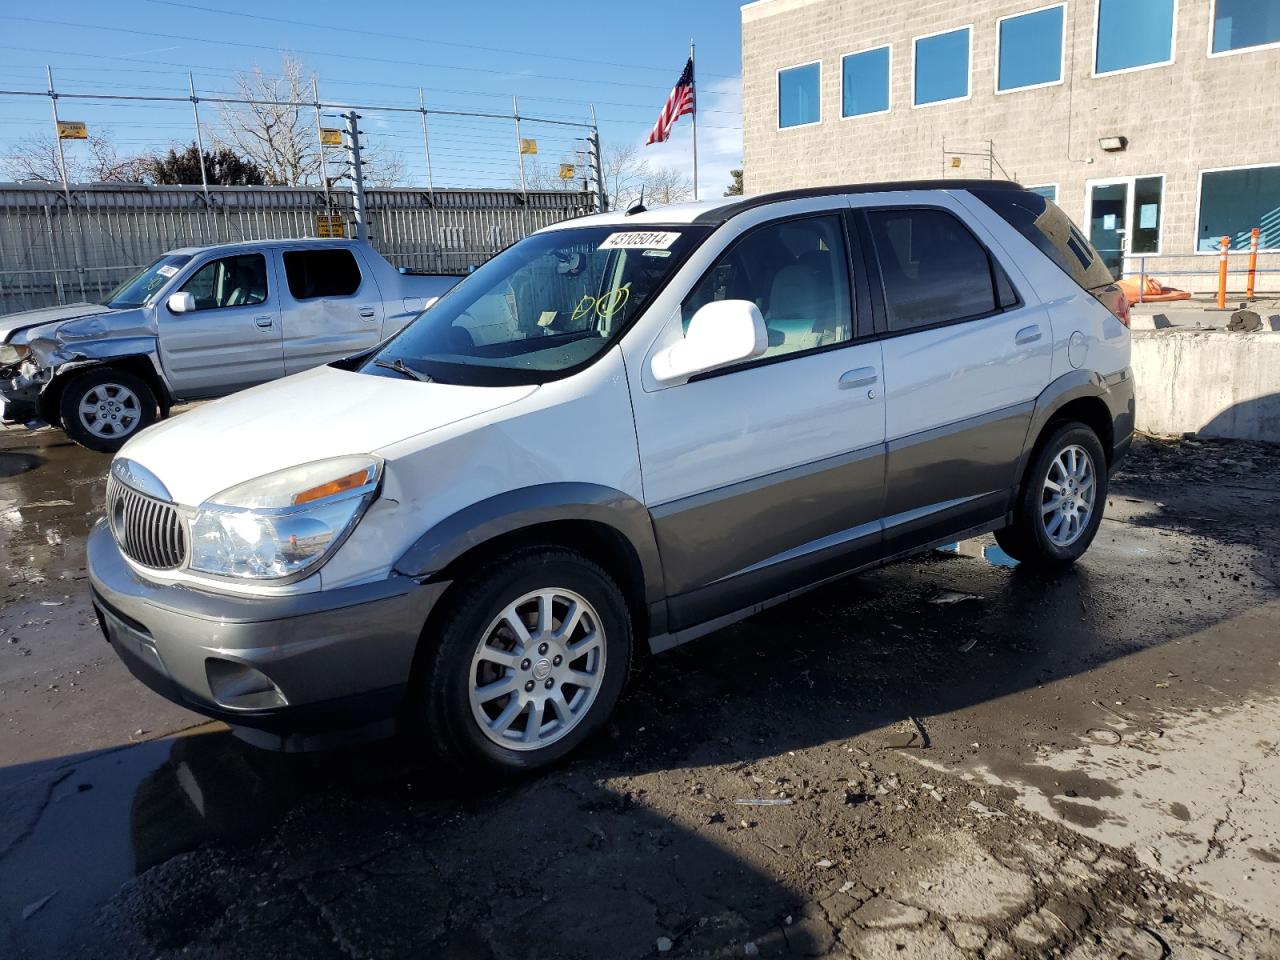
top-left (1, 422), bottom-right (1279, 959)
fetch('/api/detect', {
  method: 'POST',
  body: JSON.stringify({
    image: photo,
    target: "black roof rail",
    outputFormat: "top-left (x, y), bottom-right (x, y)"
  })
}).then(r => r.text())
top-left (693, 179), bottom-right (1025, 225)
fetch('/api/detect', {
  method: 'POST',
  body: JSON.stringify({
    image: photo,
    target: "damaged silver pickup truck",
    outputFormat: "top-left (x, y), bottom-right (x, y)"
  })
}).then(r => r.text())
top-left (0, 238), bottom-right (458, 452)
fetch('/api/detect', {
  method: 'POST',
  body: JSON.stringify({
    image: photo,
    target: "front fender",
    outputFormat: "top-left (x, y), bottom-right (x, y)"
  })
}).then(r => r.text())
top-left (393, 482), bottom-right (664, 605)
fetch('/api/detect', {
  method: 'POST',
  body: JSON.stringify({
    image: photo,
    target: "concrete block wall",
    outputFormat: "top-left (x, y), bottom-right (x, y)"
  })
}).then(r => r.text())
top-left (741, 0), bottom-right (1280, 292)
top-left (1131, 330), bottom-right (1280, 441)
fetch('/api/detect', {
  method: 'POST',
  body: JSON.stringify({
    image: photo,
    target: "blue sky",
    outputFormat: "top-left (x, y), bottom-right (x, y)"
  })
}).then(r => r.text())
top-left (0, 0), bottom-right (745, 197)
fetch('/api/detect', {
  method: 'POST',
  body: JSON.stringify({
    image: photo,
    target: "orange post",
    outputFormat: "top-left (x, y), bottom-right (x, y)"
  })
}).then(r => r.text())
top-left (1247, 227), bottom-right (1260, 301)
top-left (1217, 235), bottom-right (1230, 309)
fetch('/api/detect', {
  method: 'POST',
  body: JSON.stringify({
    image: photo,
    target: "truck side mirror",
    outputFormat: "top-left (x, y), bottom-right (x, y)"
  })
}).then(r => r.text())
top-left (650, 300), bottom-right (769, 383)
top-left (167, 292), bottom-right (195, 314)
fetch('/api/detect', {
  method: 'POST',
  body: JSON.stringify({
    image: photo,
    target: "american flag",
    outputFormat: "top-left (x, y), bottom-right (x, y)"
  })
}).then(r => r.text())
top-left (646, 57), bottom-right (695, 146)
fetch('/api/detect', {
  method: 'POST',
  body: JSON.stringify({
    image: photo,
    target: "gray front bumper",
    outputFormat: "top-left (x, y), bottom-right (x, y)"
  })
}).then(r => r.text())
top-left (87, 520), bottom-right (448, 739)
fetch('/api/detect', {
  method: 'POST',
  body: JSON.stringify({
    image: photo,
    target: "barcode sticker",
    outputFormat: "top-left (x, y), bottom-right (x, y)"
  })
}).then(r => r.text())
top-left (598, 231), bottom-right (681, 251)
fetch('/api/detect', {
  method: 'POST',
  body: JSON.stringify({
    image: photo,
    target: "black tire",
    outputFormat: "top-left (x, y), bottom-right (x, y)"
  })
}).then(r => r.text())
top-left (413, 547), bottom-right (633, 774)
top-left (58, 367), bottom-right (158, 453)
top-left (995, 421), bottom-right (1109, 569)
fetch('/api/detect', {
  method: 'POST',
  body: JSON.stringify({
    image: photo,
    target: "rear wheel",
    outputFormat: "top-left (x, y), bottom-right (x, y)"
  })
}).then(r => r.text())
top-left (58, 368), bottom-right (157, 453)
top-left (414, 548), bottom-right (632, 774)
top-left (995, 422), bottom-right (1108, 568)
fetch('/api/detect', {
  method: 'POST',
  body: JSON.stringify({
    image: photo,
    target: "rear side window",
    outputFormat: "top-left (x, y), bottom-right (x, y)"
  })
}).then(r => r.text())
top-left (973, 189), bottom-right (1115, 291)
top-left (283, 249), bottom-right (362, 300)
top-left (865, 208), bottom-right (1013, 333)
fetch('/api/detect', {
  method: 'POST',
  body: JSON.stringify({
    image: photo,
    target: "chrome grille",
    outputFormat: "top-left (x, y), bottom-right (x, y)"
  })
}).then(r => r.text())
top-left (106, 475), bottom-right (187, 570)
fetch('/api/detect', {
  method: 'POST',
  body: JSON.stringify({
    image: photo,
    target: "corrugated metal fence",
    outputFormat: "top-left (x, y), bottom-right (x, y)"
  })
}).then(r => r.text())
top-left (0, 183), bottom-right (594, 314)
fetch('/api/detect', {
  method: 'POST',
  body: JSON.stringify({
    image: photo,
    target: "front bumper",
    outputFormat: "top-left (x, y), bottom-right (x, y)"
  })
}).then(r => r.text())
top-left (87, 520), bottom-right (449, 748)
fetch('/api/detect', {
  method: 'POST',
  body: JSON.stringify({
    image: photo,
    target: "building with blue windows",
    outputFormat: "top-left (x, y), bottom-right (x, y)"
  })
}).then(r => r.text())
top-left (743, 0), bottom-right (1280, 289)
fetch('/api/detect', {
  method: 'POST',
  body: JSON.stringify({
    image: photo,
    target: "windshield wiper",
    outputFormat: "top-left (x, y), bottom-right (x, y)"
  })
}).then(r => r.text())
top-left (373, 357), bottom-right (433, 382)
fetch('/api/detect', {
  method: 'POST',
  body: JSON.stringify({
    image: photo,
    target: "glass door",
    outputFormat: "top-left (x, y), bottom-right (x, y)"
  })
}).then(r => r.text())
top-left (1088, 181), bottom-right (1129, 279)
top-left (1087, 175), bottom-right (1165, 280)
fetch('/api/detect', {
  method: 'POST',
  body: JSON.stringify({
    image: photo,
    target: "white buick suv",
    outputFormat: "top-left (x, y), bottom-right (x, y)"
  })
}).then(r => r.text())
top-left (89, 181), bottom-right (1134, 772)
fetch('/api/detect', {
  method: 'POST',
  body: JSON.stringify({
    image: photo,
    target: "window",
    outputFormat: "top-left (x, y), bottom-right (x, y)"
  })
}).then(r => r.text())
top-left (778, 62), bottom-right (821, 128)
top-left (178, 254), bottom-right (268, 310)
top-left (914, 27), bottom-right (971, 106)
top-left (1095, 0), bottom-right (1175, 75)
top-left (865, 208), bottom-right (1015, 333)
top-left (1026, 184), bottom-right (1058, 202)
top-left (997, 5), bottom-right (1065, 92)
top-left (1211, 0), bottom-right (1280, 54)
top-left (972, 189), bottom-right (1116, 291)
top-left (683, 215), bottom-right (852, 362)
top-left (1131, 176), bottom-right (1164, 254)
top-left (283, 249), bottom-right (362, 299)
top-left (1197, 165), bottom-right (1280, 251)
top-left (842, 45), bottom-right (891, 118)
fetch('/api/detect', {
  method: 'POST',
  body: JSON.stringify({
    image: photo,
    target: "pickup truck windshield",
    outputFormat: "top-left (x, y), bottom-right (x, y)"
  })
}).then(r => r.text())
top-left (102, 254), bottom-right (193, 309)
top-left (364, 225), bottom-right (708, 385)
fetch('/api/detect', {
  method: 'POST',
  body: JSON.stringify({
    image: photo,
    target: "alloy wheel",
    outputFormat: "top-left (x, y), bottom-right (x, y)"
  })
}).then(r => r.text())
top-left (78, 383), bottom-right (141, 439)
top-left (1040, 443), bottom-right (1096, 547)
top-left (468, 588), bottom-right (607, 751)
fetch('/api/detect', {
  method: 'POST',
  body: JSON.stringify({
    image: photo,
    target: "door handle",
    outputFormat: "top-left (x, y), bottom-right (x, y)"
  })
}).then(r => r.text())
top-left (359, 307), bottom-right (376, 319)
top-left (1015, 324), bottom-right (1043, 345)
top-left (255, 315), bottom-right (274, 329)
top-left (838, 367), bottom-right (879, 390)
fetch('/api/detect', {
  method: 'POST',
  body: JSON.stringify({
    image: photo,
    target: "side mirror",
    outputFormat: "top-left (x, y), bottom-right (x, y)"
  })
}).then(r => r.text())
top-left (651, 300), bottom-right (768, 383)
top-left (167, 292), bottom-right (195, 314)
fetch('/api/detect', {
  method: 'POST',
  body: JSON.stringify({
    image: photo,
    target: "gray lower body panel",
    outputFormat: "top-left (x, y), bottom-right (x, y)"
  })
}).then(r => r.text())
top-left (87, 521), bottom-right (447, 735)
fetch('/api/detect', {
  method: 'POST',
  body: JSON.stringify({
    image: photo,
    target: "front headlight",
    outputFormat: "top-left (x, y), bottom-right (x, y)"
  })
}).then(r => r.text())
top-left (0, 343), bottom-right (30, 367)
top-left (188, 456), bottom-right (382, 580)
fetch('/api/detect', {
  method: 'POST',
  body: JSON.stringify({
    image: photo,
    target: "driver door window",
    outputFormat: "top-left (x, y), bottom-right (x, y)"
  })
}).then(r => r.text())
top-left (179, 254), bottom-right (269, 311)
top-left (682, 214), bottom-right (853, 362)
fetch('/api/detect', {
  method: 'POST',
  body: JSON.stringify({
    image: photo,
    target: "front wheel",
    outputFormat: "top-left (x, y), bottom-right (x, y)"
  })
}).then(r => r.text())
top-left (414, 548), bottom-right (633, 774)
top-left (58, 368), bottom-right (157, 453)
top-left (995, 422), bottom-right (1108, 568)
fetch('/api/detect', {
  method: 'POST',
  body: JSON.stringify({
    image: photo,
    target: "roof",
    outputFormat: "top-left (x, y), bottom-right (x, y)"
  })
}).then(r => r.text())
top-left (538, 179), bottom-right (1025, 232)
top-left (163, 237), bottom-right (368, 257)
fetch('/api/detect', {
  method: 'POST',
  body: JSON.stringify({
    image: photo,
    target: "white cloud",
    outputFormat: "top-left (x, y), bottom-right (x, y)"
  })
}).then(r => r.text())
top-left (637, 75), bottom-right (741, 200)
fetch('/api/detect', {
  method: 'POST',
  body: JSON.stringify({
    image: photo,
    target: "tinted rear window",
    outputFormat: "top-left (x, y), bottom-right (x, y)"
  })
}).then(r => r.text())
top-left (972, 190), bottom-right (1115, 291)
top-left (283, 249), bottom-right (362, 299)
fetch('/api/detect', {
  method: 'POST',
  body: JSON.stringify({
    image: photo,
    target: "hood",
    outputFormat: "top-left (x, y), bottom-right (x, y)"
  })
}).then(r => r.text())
top-left (0, 302), bottom-right (115, 344)
top-left (118, 364), bottom-right (538, 506)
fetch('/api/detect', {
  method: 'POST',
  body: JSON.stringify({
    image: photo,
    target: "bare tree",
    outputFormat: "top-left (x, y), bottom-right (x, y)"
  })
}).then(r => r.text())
top-left (216, 55), bottom-right (320, 186)
top-left (645, 166), bottom-right (694, 205)
top-left (2, 130), bottom-right (146, 184)
top-left (603, 143), bottom-right (649, 210)
top-left (216, 55), bottom-right (408, 188)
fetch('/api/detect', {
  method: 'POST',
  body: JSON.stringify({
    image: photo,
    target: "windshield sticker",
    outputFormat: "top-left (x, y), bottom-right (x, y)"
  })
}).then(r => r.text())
top-left (598, 231), bottom-right (681, 251)
top-left (537, 310), bottom-right (558, 327)
top-left (156, 265), bottom-right (179, 278)
top-left (643, 249), bottom-right (672, 258)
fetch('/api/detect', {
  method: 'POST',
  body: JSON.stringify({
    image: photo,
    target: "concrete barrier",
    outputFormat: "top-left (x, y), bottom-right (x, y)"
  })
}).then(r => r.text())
top-left (1131, 330), bottom-right (1280, 442)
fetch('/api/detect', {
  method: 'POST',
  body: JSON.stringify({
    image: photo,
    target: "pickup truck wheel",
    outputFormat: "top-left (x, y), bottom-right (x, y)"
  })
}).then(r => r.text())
top-left (415, 547), bottom-right (632, 774)
top-left (995, 422), bottom-right (1108, 568)
top-left (58, 368), bottom-right (157, 453)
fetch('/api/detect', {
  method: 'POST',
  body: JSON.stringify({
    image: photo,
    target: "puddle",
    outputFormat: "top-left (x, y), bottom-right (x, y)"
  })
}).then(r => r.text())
top-left (0, 452), bottom-right (42, 478)
top-left (937, 538), bottom-right (1019, 569)
top-left (0, 727), bottom-right (407, 959)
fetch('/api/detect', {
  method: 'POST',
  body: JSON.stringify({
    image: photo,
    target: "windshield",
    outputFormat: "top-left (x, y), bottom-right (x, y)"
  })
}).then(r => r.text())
top-left (102, 254), bottom-right (193, 309)
top-left (364, 224), bottom-right (708, 385)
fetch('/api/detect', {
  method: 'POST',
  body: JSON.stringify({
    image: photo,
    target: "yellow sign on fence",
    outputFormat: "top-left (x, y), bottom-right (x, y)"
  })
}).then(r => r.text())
top-left (319, 128), bottom-right (343, 147)
top-left (315, 213), bottom-right (346, 238)
top-left (57, 121), bottom-right (88, 140)
top-left (519, 138), bottom-right (538, 155)
top-left (559, 164), bottom-right (576, 180)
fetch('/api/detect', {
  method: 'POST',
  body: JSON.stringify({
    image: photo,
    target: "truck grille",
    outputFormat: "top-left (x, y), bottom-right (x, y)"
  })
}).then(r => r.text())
top-left (106, 475), bottom-right (187, 570)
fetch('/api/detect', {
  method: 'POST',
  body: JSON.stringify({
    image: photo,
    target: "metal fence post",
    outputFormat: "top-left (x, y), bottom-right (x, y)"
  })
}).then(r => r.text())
top-left (418, 87), bottom-right (441, 269)
top-left (1137, 256), bottom-right (1146, 304)
top-left (45, 66), bottom-right (85, 302)
top-left (344, 110), bottom-right (369, 242)
top-left (589, 104), bottom-right (606, 213)
top-left (312, 78), bottom-right (331, 215)
top-left (513, 95), bottom-right (529, 237)
top-left (188, 73), bottom-right (216, 243)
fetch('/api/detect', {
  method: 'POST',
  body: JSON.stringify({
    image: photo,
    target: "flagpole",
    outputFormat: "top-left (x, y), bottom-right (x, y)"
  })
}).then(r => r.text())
top-left (690, 38), bottom-right (699, 200)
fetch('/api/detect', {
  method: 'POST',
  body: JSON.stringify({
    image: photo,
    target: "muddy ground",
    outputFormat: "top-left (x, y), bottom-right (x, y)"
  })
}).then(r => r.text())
top-left (2, 424), bottom-right (1280, 959)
